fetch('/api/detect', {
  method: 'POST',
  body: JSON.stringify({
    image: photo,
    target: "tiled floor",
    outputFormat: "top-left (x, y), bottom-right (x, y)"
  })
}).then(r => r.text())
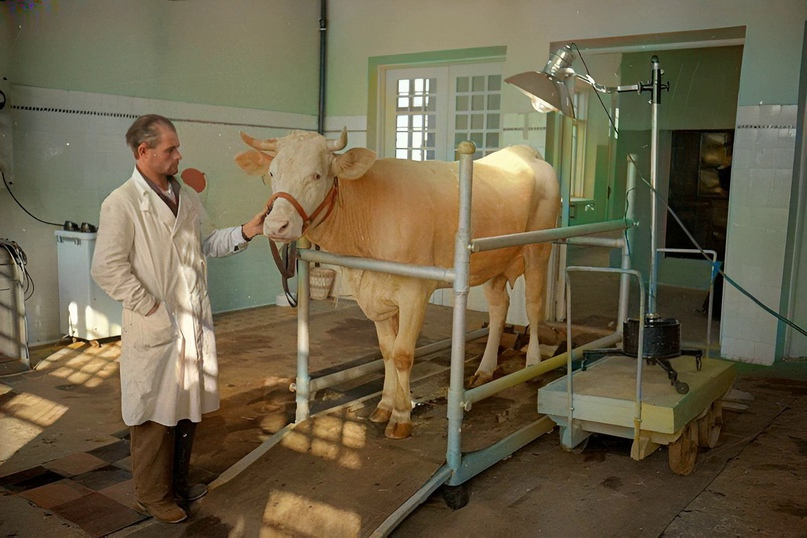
top-left (0, 433), bottom-right (146, 537)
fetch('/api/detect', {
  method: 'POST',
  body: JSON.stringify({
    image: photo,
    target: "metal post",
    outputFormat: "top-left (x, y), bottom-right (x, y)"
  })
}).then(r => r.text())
top-left (619, 154), bottom-right (639, 325)
top-left (647, 56), bottom-right (662, 317)
top-left (446, 141), bottom-right (474, 474)
top-left (295, 238), bottom-right (311, 423)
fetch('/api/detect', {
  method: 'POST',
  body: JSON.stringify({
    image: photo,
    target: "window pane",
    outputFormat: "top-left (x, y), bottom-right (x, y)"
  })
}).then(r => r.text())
top-left (472, 76), bottom-right (485, 91)
top-left (487, 94), bottom-right (501, 110)
top-left (412, 132), bottom-right (423, 148)
top-left (413, 96), bottom-right (423, 108)
top-left (455, 133), bottom-right (467, 147)
top-left (425, 133), bottom-right (435, 148)
top-left (486, 133), bottom-right (499, 147)
top-left (396, 149), bottom-right (408, 159)
top-left (456, 95), bottom-right (469, 111)
top-left (412, 149), bottom-right (423, 160)
top-left (397, 115), bottom-right (409, 128)
top-left (456, 77), bottom-right (469, 93)
top-left (470, 132), bottom-right (483, 146)
top-left (398, 79), bottom-right (409, 93)
top-left (396, 132), bottom-right (409, 148)
top-left (471, 95), bottom-right (484, 111)
top-left (397, 97), bottom-right (408, 109)
top-left (414, 78), bottom-right (424, 93)
top-left (412, 115), bottom-right (423, 129)
top-left (456, 115), bottom-right (468, 130)
top-left (426, 97), bottom-right (436, 112)
top-left (471, 114), bottom-right (484, 129)
top-left (486, 113), bottom-right (500, 129)
top-left (488, 75), bottom-right (501, 91)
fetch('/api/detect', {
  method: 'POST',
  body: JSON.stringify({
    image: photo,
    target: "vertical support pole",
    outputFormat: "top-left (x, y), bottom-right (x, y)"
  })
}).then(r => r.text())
top-left (647, 56), bottom-right (662, 317)
top-left (296, 237), bottom-right (312, 423)
top-left (618, 154), bottom-right (638, 326)
top-left (446, 141), bottom-right (475, 475)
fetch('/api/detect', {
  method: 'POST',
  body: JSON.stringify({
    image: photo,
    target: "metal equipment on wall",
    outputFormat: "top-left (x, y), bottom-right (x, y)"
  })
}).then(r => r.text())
top-left (55, 230), bottom-right (122, 341)
top-left (0, 239), bottom-right (29, 366)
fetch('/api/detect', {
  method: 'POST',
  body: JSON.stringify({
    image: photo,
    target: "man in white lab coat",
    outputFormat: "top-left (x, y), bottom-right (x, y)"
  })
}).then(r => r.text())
top-left (92, 114), bottom-right (267, 524)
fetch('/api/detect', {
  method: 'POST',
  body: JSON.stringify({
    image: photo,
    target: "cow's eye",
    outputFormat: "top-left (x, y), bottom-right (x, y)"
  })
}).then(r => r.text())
top-left (314, 173), bottom-right (321, 180)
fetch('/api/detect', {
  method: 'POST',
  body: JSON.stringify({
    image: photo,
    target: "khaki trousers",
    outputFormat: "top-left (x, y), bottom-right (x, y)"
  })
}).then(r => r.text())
top-left (129, 419), bottom-right (197, 505)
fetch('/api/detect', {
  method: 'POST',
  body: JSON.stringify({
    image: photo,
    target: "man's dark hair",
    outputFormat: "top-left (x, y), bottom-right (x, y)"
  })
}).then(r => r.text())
top-left (125, 114), bottom-right (177, 157)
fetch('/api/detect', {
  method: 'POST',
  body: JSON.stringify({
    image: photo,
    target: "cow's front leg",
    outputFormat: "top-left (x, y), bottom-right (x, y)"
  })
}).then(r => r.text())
top-left (384, 299), bottom-right (427, 439)
top-left (369, 315), bottom-right (398, 424)
top-left (470, 275), bottom-right (509, 387)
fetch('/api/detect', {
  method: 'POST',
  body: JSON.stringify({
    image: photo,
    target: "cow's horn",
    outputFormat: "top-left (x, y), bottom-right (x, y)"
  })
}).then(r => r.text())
top-left (240, 131), bottom-right (278, 151)
top-left (326, 127), bottom-right (348, 151)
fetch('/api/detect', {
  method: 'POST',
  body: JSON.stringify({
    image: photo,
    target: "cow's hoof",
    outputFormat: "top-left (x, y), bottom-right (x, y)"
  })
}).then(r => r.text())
top-left (369, 407), bottom-right (392, 423)
top-left (467, 372), bottom-right (493, 388)
top-left (384, 421), bottom-right (413, 439)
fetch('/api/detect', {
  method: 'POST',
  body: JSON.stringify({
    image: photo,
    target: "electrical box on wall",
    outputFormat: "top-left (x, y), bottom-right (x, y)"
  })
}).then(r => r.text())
top-left (55, 230), bottom-right (122, 341)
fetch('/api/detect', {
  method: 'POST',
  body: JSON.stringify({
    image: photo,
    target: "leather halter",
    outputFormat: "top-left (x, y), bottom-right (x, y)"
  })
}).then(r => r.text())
top-left (265, 178), bottom-right (339, 237)
top-left (266, 179), bottom-right (339, 308)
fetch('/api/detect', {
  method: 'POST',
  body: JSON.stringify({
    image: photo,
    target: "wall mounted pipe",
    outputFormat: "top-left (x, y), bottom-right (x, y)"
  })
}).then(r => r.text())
top-left (317, 0), bottom-right (327, 134)
top-left (619, 155), bottom-right (639, 325)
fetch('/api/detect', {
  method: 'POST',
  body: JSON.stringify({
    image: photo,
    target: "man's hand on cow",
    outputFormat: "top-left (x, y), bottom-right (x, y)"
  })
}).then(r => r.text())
top-left (241, 206), bottom-right (268, 241)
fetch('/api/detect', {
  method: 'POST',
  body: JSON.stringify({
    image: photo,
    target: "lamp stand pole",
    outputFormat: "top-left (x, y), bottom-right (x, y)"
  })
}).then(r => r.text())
top-left (640, 55), bottom-right (667, 318)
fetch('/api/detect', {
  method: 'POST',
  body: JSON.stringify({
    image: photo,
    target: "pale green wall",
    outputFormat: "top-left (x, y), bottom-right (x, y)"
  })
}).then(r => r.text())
top-left (326, 0), bottom-right (806, 117)
top-left (2, 0), bottom-right (320, 114)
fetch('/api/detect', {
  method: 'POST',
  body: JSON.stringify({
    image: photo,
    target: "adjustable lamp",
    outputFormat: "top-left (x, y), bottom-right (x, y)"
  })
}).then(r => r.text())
top-left (507, 46), bottom-right (697, 393)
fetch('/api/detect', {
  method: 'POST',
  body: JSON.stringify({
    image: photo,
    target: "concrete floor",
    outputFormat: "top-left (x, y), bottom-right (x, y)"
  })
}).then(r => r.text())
top-left (1, 251), bottom-right (806, 537)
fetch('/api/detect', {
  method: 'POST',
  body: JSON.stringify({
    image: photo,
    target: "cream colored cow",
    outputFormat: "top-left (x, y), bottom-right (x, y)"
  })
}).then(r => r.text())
top-left (236, 129), bottom-right (560, 439)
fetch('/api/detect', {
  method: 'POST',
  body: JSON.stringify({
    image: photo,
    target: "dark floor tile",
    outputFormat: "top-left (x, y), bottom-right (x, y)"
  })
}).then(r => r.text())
top-left (111, 428), bottom-right (131, 439)
top-left (0, 466), bottom-right (66, 493)
top-left (71, 464), bottom-right (132, 491)
top-left (50, 491), bottom-right (147, 538)
top-left (86, 438), bottom-right (131, 463)
top-left (19, 478), bottom-right (94, 509)
top-left (44, 452), bottom-right (109, 477)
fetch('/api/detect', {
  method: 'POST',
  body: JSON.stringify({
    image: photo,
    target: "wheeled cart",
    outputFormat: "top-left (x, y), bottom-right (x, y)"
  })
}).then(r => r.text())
top-left (537, 353), bottom-right (736, 475)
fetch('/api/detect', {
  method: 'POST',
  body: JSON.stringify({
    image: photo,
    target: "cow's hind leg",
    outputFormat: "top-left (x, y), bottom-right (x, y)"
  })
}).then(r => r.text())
top-left (369, 315), bottom-right (398, 424)
top-left (469, 274), bottom-right (509, 388)
top-left (524, 243), bottom-right (552, 368)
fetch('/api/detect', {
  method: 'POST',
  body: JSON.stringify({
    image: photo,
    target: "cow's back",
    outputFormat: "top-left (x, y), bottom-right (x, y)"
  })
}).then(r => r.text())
top-left (311, 147), bottom-right (558, 271)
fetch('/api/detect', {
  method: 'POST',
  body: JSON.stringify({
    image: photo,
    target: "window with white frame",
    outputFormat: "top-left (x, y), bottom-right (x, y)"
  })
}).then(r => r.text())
top-left (383, 62), bottom-right (503, 161)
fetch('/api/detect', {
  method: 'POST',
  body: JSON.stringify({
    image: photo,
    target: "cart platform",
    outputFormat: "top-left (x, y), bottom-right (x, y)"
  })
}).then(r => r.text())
top-left (537, 354), bottom-right (736, 474)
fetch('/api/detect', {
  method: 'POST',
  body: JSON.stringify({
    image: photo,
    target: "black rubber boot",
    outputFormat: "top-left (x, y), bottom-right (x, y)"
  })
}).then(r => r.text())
top-left (173, 419), bottom-right (208, 502)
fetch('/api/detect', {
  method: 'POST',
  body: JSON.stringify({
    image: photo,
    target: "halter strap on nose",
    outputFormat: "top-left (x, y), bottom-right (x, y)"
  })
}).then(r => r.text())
top-left (265, 178), bottom-right (339, 236)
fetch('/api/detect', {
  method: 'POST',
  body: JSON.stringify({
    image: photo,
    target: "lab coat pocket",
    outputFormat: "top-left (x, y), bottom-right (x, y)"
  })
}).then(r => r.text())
top-left (134, 303), bottom-right (176, 349)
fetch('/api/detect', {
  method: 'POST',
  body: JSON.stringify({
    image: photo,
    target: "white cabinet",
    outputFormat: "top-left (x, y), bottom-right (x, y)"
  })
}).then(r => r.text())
top-left (56, 230), bottom-right (121, 341)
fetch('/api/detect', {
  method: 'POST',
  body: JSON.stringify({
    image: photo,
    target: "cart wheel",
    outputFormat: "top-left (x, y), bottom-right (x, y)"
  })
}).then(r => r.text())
top-left (705, 401), bottom-right (723, 449)
top-left (675, 381), bottom-right (689, 394)
top-left (668, 421), bottom-right (698, 476)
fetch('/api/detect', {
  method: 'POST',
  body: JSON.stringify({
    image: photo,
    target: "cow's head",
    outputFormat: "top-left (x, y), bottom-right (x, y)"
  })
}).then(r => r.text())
top-left (235, 128), bottom-right (376, 242)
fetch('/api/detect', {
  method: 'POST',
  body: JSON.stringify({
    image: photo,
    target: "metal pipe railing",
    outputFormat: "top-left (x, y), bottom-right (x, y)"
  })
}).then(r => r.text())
top-left (471, 219), bottom-right (633, 253)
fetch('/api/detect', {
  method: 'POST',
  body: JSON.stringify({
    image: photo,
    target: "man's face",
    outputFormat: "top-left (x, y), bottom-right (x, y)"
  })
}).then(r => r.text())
top-left (138, 125), bottom-right (182, 178)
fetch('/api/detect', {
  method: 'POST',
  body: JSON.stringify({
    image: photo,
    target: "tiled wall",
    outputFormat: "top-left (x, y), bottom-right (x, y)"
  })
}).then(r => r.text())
top-left (721, 104), bottom-right (798, 364)
top-left (2, 85), bottom-right (316, 344)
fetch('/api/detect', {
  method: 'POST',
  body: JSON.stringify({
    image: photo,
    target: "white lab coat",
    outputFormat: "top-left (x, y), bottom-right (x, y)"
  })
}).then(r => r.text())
top-left (92, 167), bottom-right (249, 427)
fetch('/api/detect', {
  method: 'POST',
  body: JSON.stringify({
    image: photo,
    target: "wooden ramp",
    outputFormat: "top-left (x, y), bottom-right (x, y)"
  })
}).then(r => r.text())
top-left (180, 341), bottom-right (546, 538)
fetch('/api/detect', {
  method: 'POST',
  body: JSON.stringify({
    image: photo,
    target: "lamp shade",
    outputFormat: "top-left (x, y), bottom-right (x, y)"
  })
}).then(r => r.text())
top-left (505, 70), bottom-right (576, 118)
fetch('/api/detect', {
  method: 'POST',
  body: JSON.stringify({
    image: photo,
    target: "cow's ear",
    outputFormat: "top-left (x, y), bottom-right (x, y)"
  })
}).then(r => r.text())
top-left (235, 150), bottom-right (273, 176)
top-left (332, 148), bottom-right (376, 180)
